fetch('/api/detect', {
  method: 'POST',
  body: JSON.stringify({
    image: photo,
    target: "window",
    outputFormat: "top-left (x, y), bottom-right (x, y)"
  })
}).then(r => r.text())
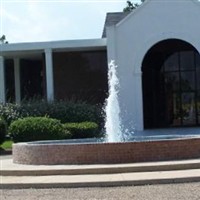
top-left (142, 39), bottom-right (200, 128)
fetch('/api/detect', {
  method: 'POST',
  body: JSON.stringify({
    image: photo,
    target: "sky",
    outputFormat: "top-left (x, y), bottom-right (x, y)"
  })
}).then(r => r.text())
top-left (0, 0), bottom-right (135, 43)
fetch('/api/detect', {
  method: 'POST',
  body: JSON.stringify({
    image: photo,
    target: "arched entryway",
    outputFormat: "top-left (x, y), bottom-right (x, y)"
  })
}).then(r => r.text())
top-left (142, 39), bottom-right (200, 128)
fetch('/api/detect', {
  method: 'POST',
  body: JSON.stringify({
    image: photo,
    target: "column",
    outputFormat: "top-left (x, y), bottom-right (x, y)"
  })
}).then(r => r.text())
top-left (133, 71), bottom-right (144, 131)
top-left (45, 49), bottom-right (54, 101)
top-left (14, 58), bottom-right (21, 104)
top-left (0, 56), bottom-right (6, 103)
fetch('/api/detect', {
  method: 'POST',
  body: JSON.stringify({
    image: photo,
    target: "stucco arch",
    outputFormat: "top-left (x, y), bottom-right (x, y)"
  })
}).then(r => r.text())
top-left (133, 32), bottom-right (200, 74)
top-left (141, 38), bottom-right (200, 128)
top-left (129, 32), bottom-right (200, 131)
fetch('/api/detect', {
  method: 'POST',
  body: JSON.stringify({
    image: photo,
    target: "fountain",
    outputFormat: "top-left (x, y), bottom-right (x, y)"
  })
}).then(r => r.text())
top-left (105, 60), bottom-right (123, 142)
top-left (12, 61), bottom-right (200, 165)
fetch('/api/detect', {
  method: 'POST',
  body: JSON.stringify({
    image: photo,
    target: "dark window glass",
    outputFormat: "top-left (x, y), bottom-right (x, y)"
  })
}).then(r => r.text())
top-left (53, 50), bottom-right (108, 104)
top-left (181, 72), bottom-right (195, 91)
top-left (20, 59), bottom-right (43, 100)
top-left (143, 39), bottom-right (200, 128)
top-left (5, 59), bottom-right (15, 102)
top-left (182, 92), bottom-right (196, 125)
top-left (171, 92), bottom-right (181, 126)
top-left (165, 52), bottom-right (179, 71)
top-left (196, 52), bottom-right (200, 68)
top-left (197, 91), bottom-right (200, 123)
top-left (165, 72), bottom-right (179, 91)
top-left (180, 51), bottom-right (195, 70)
top-left (197, 68), bottom-right (200, 90)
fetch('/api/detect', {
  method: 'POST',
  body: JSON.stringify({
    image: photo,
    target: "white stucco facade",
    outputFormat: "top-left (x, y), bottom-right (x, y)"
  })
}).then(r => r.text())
top-left (106, 0), bottom-right (200, 131)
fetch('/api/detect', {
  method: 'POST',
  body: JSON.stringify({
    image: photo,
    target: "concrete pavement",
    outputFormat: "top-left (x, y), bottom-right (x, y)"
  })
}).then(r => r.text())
top-left (1, 155), bottom-right (200, 189)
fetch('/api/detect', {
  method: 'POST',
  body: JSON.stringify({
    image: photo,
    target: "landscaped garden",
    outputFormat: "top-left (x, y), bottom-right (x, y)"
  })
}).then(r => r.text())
top-left (0, 100), bottom-right (104, 151)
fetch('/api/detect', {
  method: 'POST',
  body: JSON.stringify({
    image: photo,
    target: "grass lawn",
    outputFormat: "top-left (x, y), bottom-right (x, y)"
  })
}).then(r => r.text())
top-left (0, 140), bottom-right (13, 150)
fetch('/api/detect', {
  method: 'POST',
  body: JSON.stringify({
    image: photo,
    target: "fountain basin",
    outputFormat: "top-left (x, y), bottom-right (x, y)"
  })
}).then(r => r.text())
top-left (13, 135), bottom-right (200, 165)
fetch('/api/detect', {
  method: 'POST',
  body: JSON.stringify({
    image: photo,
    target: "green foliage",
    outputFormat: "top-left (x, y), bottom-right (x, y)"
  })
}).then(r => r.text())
top-left (0, 140), bottom-right (13, 150)
top-left (20, 100), bottom-right (103, 125)
top-left (0, 100), bottom-right (104, 127)
top-left (0, 35), bottom-right (8, 44)
top-left (0, 103), bottom-right (22, 125)
top-left (1, 100), bottom-right (104, 142)
top-left (48, 101), bottom-right (102, 124)
top-left (0, 118), bottom-right (7, 144)
top-left (63, 122), bottom-right (101, 139)
top-left (123, 0), bottom-right (145, 12)
top-left (9, 117), bottom-right (66, 143)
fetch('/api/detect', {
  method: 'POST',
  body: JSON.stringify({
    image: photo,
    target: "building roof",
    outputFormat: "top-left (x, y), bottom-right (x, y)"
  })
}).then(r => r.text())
top-left (102, 12), bottom-right (131, 38)
top-left (0, 38), bottom-right (107, 59)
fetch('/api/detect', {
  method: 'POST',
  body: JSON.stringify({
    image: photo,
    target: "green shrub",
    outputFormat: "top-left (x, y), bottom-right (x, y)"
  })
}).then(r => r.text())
top-left (63, 122), bottom-right (100, 139)
top-left (0, 100), bottom-right (104, 127)
top-left (8, 117), bottom-right (67, 143)
top-left (52, 102), bottom-right (100, 124)
top-left (0, 103), bottom-right (21, 125)
top-left (0, 118), bottom-right (7, 144)
top-left (20, 100), bottom-right (103, 124)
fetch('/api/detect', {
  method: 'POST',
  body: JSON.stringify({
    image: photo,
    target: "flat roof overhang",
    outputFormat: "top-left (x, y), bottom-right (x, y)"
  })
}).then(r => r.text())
top-left (0, 38), bottom-right (107, 59)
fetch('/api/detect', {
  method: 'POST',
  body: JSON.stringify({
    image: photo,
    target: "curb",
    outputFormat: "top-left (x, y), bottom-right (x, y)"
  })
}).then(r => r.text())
top-left (1, 176), bottom-right (200, 189)
top-left (2, 159), bottom-right (200, 176)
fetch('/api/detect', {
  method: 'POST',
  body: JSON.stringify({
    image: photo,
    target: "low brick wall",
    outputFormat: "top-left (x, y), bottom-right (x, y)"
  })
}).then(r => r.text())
top-left (13, 138), bottom-right (200, 165)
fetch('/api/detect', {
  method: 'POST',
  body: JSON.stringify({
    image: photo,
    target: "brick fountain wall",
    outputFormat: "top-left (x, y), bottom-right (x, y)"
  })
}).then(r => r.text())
top-left (13, 138), bottom-right (200, 165)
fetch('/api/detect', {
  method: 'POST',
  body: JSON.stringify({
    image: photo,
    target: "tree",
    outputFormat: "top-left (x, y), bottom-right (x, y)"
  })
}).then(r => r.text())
top-left (0, 35), bottom-right (8, 44)
top-left (123, 0), bottom-right (145, 12)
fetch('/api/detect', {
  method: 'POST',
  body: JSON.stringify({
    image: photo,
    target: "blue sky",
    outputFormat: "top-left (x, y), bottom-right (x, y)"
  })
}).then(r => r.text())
top-left (0, 0), bottom-right (133, 43)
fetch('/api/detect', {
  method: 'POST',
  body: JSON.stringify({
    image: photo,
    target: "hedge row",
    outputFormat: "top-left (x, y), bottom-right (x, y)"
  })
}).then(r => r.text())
top-left (0, 100), bottom-right (104, 143)
top-left (0, 100), bottom-right (104, 126)
top-left (8, 117), bottom-right (101, 143)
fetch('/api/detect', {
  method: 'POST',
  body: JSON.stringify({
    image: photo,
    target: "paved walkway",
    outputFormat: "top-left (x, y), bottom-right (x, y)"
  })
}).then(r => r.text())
top-left (1, 183), bottom-right (200, 200)
top-left (0, 182), bottom-right (200, 200)
top-left (1, 155), bottom-right (200, 189)
top-left (1, 168), bottom-right (200, 189)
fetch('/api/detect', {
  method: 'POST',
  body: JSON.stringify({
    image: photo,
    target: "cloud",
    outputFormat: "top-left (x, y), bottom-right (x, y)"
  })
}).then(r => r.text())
top-left (1, 1), bottom-right (124, 43)
top-left (1, 1), bottom-right (71, 42)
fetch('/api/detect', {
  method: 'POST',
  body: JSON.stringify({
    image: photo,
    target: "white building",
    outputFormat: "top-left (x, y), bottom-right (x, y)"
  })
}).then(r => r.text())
top-left (1, 0), bottom-right (200, 131)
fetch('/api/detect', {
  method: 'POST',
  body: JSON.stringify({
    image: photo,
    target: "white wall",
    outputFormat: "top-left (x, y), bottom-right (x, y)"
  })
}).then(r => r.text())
top-left (107, 0), bottom-right (200, 132)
